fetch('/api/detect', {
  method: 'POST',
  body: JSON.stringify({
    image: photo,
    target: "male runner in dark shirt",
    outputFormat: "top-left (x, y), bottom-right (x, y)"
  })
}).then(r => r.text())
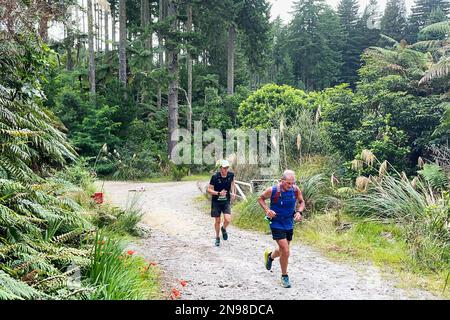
top-left (207, 160), bottom-right (236, 246)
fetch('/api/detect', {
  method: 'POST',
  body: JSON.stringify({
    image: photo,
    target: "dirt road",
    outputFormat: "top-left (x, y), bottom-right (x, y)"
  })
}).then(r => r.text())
top-left (101, 180), bottom-right (439, 300)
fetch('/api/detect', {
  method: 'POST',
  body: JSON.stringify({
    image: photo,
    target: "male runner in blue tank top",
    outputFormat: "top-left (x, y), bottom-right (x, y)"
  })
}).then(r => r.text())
top-left (257, 170), bottom-right (305, 288)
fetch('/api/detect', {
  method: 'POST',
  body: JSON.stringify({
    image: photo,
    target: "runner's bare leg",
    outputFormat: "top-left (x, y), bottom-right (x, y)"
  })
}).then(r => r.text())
top-left (223, 213), bottom-right (231, 230)
top-left (214, 217), bottom-right (221, 238)
top-left (270, 239), bottom-right (290, 275)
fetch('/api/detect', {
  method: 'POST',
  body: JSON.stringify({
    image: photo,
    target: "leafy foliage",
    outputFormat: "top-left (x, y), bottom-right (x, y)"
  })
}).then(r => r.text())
top-left (0, 35), bottom-right (76, 182)
top-left (238, 84), bottom-right (308, 129)
top-left (418, 163), bottom-right (449, 191)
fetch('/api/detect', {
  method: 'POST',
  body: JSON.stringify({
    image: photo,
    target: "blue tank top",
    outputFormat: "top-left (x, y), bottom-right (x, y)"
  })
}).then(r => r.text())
top-left (269, 185), bottom-right (296, 230)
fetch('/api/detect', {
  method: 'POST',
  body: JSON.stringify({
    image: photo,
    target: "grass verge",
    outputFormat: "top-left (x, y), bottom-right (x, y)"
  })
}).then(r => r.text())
top-left (296, 212), bottom-right (449, 299)
top-left (231, 196), bottom-right (449, 299)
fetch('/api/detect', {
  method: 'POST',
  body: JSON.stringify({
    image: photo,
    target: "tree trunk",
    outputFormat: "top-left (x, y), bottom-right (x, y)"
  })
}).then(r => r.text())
top-left (142, 0), bottom-right (151, 53)
top-left (112, 13), bottom-right (116, 49)
top-left (167, 0), bottom-right (179, 159)
top-left (66, 40), bottom-right (74, 71)
top-left (227, 24), bottom-right (236, 95)
top-left (99, 8), bottom-right (103, 51)
top-left (66, 7), bottom-right (74, 71)
top-left (81, 0), bottom-right (86, 34)
top-left (157, 0), bottom-right (165, 109)
top-left (144, 0), bottom-right (152, 51)
top-left (141, 0), bottom-right (145, 28)
top-left (104, 9), bottom-right (109, 52)
top-left (76, 39), bottom-right (81, 67)
top-left (87, 0), bottom-right (96, 101)
top-left (119, 0), bottom-right (127, 86)
top-left (39, 15), bottom-right (49, 42)
top-left (187, 4), bottom-right (192, 133)
top-left (94, 3), bottom-right (98, 51)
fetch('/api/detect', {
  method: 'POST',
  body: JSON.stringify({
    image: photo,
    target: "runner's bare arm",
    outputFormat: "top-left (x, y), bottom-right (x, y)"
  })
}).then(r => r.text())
top-left (295, 188), bottom-right (305, 213)
top-left (258, 187), bottom-right (276, 218)
top-left (207, 184), bottom-right (219, 196)
top-left (231, 178), bottom-right (236, 201)
top-left (294, 187), bottom-right (305, 222)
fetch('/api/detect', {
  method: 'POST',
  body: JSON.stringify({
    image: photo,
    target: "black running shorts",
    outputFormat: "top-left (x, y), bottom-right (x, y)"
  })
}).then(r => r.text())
top-left (211, 201), bottom-right (231, 217)
top-left (270, 228), bottom-right (293, 241)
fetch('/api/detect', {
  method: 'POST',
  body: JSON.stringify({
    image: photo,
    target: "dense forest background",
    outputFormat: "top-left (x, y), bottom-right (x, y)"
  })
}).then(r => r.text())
top-left (3, 0), bottom-right (448, 181)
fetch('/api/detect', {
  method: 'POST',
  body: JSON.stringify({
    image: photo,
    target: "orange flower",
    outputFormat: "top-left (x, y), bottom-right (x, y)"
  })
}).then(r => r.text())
top-left (127, 250), bottom-right (135, 255)
top-left (180, 280), bottom-right (187, 287)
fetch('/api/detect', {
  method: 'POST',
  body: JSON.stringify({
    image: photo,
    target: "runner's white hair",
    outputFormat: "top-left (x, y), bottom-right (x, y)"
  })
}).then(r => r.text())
top-left (281, 170), bottom-right (295, 180)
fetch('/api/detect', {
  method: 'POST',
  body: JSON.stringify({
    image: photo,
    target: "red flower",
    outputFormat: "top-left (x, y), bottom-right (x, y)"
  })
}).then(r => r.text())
top-left (127, 250), bottom-right (135, 255)
top-left (171, 288), bottom-right (181, 298)
top-left (180, 280), bottom-right (187, 287)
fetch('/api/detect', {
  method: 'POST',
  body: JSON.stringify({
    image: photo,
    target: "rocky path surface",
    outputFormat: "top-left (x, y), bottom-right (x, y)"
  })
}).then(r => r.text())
top-left (101, 180), bottom-right (439, 300)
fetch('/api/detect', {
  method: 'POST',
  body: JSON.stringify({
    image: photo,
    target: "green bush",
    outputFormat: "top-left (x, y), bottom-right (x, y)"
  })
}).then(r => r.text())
top-left (238, 83), bottom-right (308, 129)
top-left (91, 204), bottom-right (143, 237)
top-left (346, 175), bottom-right (450, 271)
top-left (298, 174), bottom-right (334, 214)
top-left (170, 164), bottom-right (189, 181)
top-left (54, 158), bottom-right (96, 193)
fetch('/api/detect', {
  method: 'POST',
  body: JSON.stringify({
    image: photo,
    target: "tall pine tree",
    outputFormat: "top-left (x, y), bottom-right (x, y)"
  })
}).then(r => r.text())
top-left (355, 0), bottom-right (381, 65)
top-left (381, 0), bottom-right (408, 41)
top-left (337, 0), bottom-right (361, 87)
top-left (288, 0), bottom-right (343, 90)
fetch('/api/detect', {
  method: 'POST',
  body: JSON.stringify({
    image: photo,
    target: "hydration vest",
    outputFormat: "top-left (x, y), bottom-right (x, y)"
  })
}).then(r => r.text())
top-left (272, 183), bottom-right (300, 204)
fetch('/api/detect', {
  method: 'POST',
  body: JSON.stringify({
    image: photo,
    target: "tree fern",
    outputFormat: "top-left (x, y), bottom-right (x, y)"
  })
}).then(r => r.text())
top-left (419, 56), bottom-right (450, 84)
top-left (419, 21), bottom-right (450, 39)
top-left (0, 178), bottom-right (93, 299)
top-left (0, 271), bottom-right (45, 300)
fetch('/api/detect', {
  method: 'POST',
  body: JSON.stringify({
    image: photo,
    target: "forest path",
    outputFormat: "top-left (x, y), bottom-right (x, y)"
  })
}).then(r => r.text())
top-left (100, 180), bottom-right (438, 300)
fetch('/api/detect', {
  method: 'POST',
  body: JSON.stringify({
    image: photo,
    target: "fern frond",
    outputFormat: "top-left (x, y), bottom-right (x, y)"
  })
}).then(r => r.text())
top-left (419, 56), bottom-right (450, 84)
top-left (419, 21), bottom-right (450, 38)
top-left (0, 270), bottom-right (45, 300)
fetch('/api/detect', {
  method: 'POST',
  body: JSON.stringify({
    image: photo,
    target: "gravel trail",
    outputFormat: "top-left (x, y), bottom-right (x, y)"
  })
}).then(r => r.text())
top-left (101, 180), bottom-right (439, 300)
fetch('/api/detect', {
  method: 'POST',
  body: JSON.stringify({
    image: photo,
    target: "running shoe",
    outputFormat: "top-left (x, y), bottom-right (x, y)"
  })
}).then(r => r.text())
top-left (221, 226), bottom-right (228, 240)
top-left (215, 237), bottom-right (220, 246)
top-left (280, 275), bottom-right (291, 288)
top-left (264, 249), bottom-right (273, 270)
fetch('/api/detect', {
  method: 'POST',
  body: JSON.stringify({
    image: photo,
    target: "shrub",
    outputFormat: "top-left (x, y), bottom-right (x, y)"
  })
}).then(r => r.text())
top-left (346, 175), bottom-right (450, 271)
top-left (238, 84), bottom-right (308, 129)
top-left (234, 193), bottom-right (271, 233)
top-left (297, 174), bottom-right (334, 215)
top-left (91, 192), bottom-right (144, 236)
top-left (85, 232), bottom-right (158, 300)
top-left (170, 164), bottom-right (189, 181)
top-left (53, 158), bottom-right (96, 193)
